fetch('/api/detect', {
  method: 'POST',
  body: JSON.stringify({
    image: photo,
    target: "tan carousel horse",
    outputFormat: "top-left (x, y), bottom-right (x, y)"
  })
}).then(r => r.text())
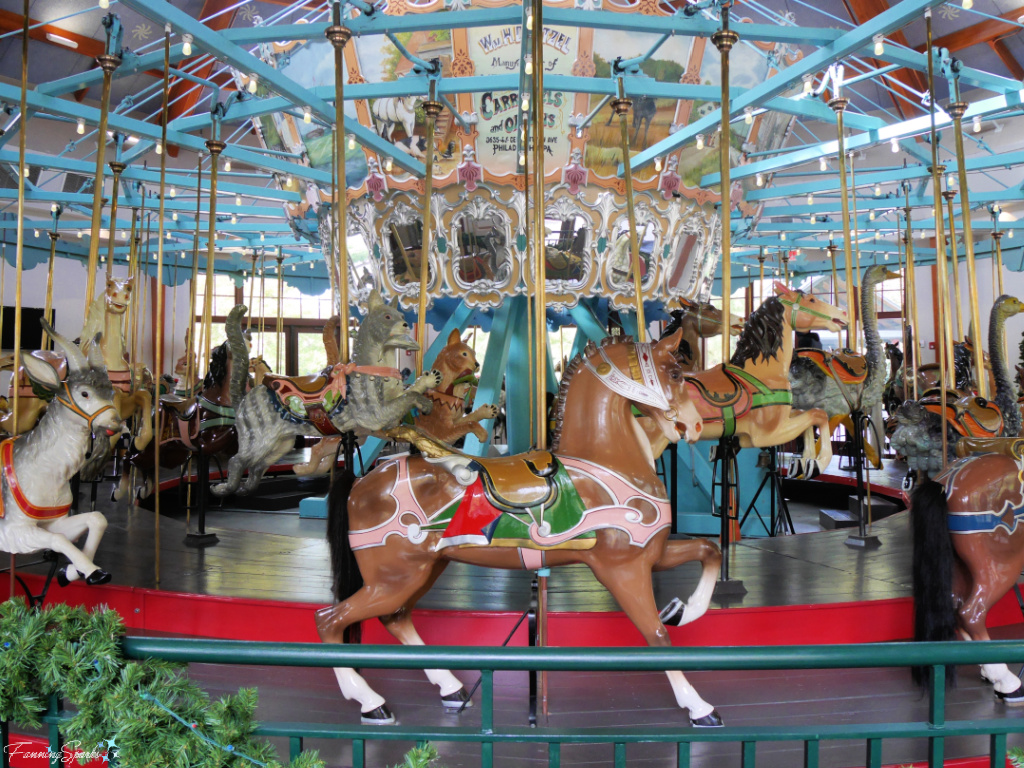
top-left (684, 283), bottom-right (848, 476)
top-left (912, 452), bottom-right (1024, 703)
top-left (315, 330), bottom-right (725, 726)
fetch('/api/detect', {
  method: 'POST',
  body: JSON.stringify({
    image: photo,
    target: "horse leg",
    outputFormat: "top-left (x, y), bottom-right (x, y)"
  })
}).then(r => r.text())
top-left (378, 560), bottom-right (469, 706)
top-left (653, 538), bottom-right (721, 627)
top-left (958, 583), bottom-right (1024, 700)
top-left (587, 556), bottom-right (721, 725)
top-left (133, 390), bottom-right (154, 451)
top-left (15, 524), bottom-right (105, 584)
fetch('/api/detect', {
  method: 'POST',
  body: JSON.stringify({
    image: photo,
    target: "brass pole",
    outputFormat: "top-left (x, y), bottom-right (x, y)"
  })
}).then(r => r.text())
top-left (757, 248), bottom-right (765, 307)
top-left (259, 250), bottom-right (267, 353)
top-left (13, 0), bottom-right (30, 440)
top-left (522, 94), bottom-right (534, 449)
top-left (829, 95), bottom-right (856, 350)
top-left (327, 128), bottom-right (339, 315)
top-left (106, 157), bottom-right (126, 278)
top-left (43, 231), bottom-right (58, 351)
top-left (276, 251), bottom-right (284, 372)
top-left (184, 155), bottom-right (202, 395)
top-left (129, 195), bottom-right (146, 368)
top-left (713, 12), bottom-right (738, 364)
top-left (153, 27), bottom-right (173, 586)
top-left (943, 189), bottom-right (963, 340)
top-left (419, 86), bottom-right (443, 376)
top-left (247, 253), bottom-right (258, 332)
top-left (613, 84), bottom-right (647, 343)
top-left (531, 0), bottom-right (548, 448)
top-left (829, 242), bottom-right (842, 350)
top-left (903, 195), bottom-right (919, 400)
top-left (83, 51), bottom-right (122, 320)
top-left (326, 11), bottom-right (352, 364)
top-left (202, 138), bottom-right (226, 376)
top-left (848, 154), bottom-right (863, 350)
top-left (948, 95), bottom-right (986, 398)
top-left (993, 230), bottom-right (1005, 296)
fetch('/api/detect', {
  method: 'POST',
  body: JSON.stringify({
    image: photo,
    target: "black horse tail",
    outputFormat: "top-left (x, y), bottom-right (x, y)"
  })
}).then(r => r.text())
top-left (910, 478), bottom-right (958, 687)
top-left (327, 464), bottom-right (363, 604)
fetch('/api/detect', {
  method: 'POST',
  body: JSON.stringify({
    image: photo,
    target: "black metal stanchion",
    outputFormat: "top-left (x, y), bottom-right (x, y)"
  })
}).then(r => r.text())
top-left (184, 450), bottom-right (219, 547)
top-left (712, 436), bottom-right (746, 596)
top-left (845, 410), bottom-right (881, 549)
top-left (740, 447), bottom-right (793, 536)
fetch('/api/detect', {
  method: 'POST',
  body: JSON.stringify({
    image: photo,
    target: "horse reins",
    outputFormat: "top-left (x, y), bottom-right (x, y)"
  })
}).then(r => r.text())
top-left (54, 382), bottom-right (116, 434)
top-left (779, 296), bottom-right (836, 330)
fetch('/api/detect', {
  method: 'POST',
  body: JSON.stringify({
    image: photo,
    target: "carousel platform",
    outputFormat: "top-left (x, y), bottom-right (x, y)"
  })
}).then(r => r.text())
top-left (9, 456), bottom-right (1024, 767)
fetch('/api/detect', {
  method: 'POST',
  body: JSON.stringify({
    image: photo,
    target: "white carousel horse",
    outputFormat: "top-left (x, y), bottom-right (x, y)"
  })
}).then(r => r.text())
top-left (0, 322), bottom-right (123, 586)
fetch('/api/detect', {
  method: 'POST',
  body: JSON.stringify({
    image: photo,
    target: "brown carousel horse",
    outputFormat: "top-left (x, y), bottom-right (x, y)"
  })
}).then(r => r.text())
top-left (662, 297), bottom-right (742, 372)
top-left (115, 305), bottom-right (250, 500)
top-left (315, 330), bottom-right (725, 726)
top-left (911, 452), bottom-right (1024, 703)
top-left (684, 283), bottom-right (848, 476)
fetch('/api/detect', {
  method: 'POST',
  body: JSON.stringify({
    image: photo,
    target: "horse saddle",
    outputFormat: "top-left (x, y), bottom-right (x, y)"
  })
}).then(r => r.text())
top-left (685, 365), bottom-right (753, 422)
top-left (160, 394), bottom-right (198, 419)
top-left (469, 450), bottom-right (558, 511)
top-left (955, 437), bottom-right (1024, 461)
top-left (922, 391), bottom-right (1003, 438)
top-left (264, 372), bottom-right (334, 405)
top-left (796, 348), bottom-right (868, 385)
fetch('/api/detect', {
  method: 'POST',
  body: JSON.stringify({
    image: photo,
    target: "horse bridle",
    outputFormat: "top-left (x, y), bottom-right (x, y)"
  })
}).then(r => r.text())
top-left (778, 296), bottom-right (837, 330)
top-left (584, 342), bottom-right (672, 411)
top-left (54, 382), bottom-right (116, 432)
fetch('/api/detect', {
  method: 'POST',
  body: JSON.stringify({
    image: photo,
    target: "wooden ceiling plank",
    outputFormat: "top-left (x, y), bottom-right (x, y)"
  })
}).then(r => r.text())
top-left (0, 9), bottom-right (105, 58)
top-left (930, 7), bottom-right (1024, 52)
top-left (990, 38), bottom-right (1024, 80)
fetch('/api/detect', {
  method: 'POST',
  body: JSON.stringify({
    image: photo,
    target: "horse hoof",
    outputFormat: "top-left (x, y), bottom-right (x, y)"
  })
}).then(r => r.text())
top-left (85, 569), bottom-right (112, 586)
top-left (56, 566), bottom-right (71, 588)
top-left (360, 705), bottom-right (395, 725)
top-left (690, 709), bottom-right (724, 728)
top-left (441, 687), bottom-right (472, 710)
top-left (658, 597), bottom-right (685, 627)
top-left (996, 682), bottom-right (1024, 706)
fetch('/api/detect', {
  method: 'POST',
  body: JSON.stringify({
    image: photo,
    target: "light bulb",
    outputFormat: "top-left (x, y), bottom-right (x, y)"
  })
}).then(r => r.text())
top-left (76, 118), bottom-right (85, 135)
top-left (654, 157), bottom-right (662, 172)
top-left (810, 214), bottom-right (817, 224)
top-left (1010, 229), bottom-right (1015, 239)
top-left (347, 133), bottom-right (356, 150)
top-left (22, 167), bottom-right (29, 178)
top-left (525, 56), bottom-right (533, 75)
top-left (118, 230), bottom-right (125, 239)
top-left (169, 186), bottom-right (176, 198)
top-left (521, 95), bottom-right (530, 112)
top-left (384, 156), bottom-right (393, 172)
top-left (947, 174), bottom-right (955, 188)
top-left (285, 175), bottom-right (293, 187)
top-left (756, 172), bottom-right (764, 187)
top-left (291, 264), bottom-right (296, 271)
top-left (874, 183), bottom-right (881, 196)
top-left (166, 230), bottom-right (171, 239)
top-left (973, 115), bottom-right (982, 133)
top-left (803, 75), bottom-right (813, 95)
top-left (696, 134), bottom-right (704, 150)
top-left (172, 211), bottom-right (178, 221)
top-left (182, 34), bottom-right (193, 56)
top-left (98, 0), bottom-right (109, 7)
top-left (890, 138), bottom-right (899, 153)
top-left (224, 159), bottom-right (232, 172)
top-left (231, 214), bottom-right (237, 224)
top-left (869, 210), bottom-right (875, 221)
top-left (51, 202), bottom-right (58, 212)
top-left (807, 193), bottom-right (814, 205)
top-left (819, 157), bottom-right (827, 172)
top-left (527, 13), bottom-right (534, 29)
top-left (248, 74), bottom-right (258, 94)
top-left (260, 233), bottom-right (265, 242)
top-left (77, 231), bottom-right (83, 238)
top-left (873, 35), bottom-right (884, 56)
top-left (310, 261), bottom-right (315, 269)
top-left (963, 0), bottom-right (972, 8)
top-left (33, 229), bottom-right (39, 238)
top-left (181, 251), bottom-right (186, 259)
top-left (780, 232), bottom-right (786, 241)
top-left (303, 106), bottom-right (311, 124)
top-left (519, 152), bottom-right (526, 166)
top-left (235, 194), bottom-right (242, 206)
top-left (874, 231), bottom-right (880, 241)
top-left (744, 107), bottom-right (753, 125)
top-left (155, 141), bottom-right (163, 155)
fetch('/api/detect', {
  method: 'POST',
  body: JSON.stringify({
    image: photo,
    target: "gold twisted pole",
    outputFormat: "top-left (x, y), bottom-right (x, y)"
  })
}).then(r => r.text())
top-left (829, 93), bottom-right (855, 350)
top-left (613, 88), bottom-right (646, 343)
top-left (943, 187), bottom-right (963, 340)
top-left (326, 10), bottom-right (352, 364)
top-left (13, 0), bottom-right (30, 443)
top-left (184, 155), bottom-right (202, 396)
top-left (202, 138), bottom-right (226, 377)
top-left (947, 95), bottom-right (986, 398)
top-left (276, 250), bottom-right (284, 372)
top-left (903, 189), bottom-right (919, 400)
top-left (713, 12), bottom-right (738, 363)
top-left (419, 86), bottom-right (443, 376)
top-left (43, 230), bottom-right (58, 350)
top-left (107, 156), bottom-right (126, 278)
top-left (848, 155), bottom-right (863, 350)
top-left (84, 50), bottom-right (122, 320)
top-left (532, 0), bottom-right (549, 448)
top-left (992, 229), bottom-right (1005, 297)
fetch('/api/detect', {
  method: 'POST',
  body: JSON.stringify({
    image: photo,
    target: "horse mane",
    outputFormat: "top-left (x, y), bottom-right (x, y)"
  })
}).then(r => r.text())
top-left (550, 334), bottom-right (633, 452)
top-left (203, 340), bottom-right (230, 390)
top-left (730, 295), bottom-right (786, 367)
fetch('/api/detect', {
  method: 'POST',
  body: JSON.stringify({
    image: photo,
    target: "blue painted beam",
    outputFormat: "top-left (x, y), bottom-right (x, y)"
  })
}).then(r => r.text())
top-left (36, 44), bottom-right (188, 96)
top-left (424, 300), bottom-right (475, 368)
top-left (463, 298), bottom-right (522, 456)
top-left (626, 0), bottom-right (950, 175)
top-left (504, 297), bottom-right (533, 455)
top-left (568, 300), bottom-right (609, 344)
top-left (118, 0), bottom-right (425, 176)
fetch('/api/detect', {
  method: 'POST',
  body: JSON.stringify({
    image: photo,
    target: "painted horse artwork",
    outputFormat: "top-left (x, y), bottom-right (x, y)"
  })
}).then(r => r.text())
top-left (661, 298), bottom-right (742, 372)
top-left (315, 331), bottom-right (725, 727)
top-left (115, 304), bottom-right (251, 501)
top-left (684, 283), bottom-right (848, 477)
top-left (413, 329), bottom-right (498, 445)
top-left (0, 322), bottom-right (123, 586)
top-left (911, 453), bottom-right (1024, 703)
top-left (211, 291), bottom-right (440, 497)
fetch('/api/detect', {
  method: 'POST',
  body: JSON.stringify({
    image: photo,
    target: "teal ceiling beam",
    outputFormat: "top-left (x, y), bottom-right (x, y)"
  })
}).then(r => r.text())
top-left (707, 87), bottom-right (1024, 186)
top-left (118, 0), bottom-right (425, 176)
top-left (872, 44), bottom-right (1022, 95)
top-left (758, 188), bottom-right (1024, 217)
top-left (36, 43), bottom-right (188, 97)
top-left (625, 0), bottom-right (950, 176)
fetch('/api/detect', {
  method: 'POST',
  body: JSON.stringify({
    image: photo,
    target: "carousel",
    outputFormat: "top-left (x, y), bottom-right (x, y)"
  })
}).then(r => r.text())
top-left (2, 0), bottom-right (1024, 764)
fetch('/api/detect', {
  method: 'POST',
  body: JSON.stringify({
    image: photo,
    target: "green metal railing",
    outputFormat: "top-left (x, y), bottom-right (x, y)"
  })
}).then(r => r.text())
top-left (39, 638), bottom-right (1024, 767)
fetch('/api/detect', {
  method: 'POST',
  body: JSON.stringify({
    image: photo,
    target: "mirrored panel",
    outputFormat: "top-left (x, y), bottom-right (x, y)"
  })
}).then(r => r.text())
top-left (544, 213), bottom-right (588, 283)
top-left (451, 204), bottom-right (512, 288)
top-left (607, 218), bottom-right (658, 291)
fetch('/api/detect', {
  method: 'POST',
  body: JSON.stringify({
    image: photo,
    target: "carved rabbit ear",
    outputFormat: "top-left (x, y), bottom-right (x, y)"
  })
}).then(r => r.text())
top-left (41, 319), bottom-right (87, 373)
top-left (21, 353), bottom-right (62, 391)
top-left (448, 328), bottom-right (461, 345)
top-left (367, 290), bottom-right (384, 310)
